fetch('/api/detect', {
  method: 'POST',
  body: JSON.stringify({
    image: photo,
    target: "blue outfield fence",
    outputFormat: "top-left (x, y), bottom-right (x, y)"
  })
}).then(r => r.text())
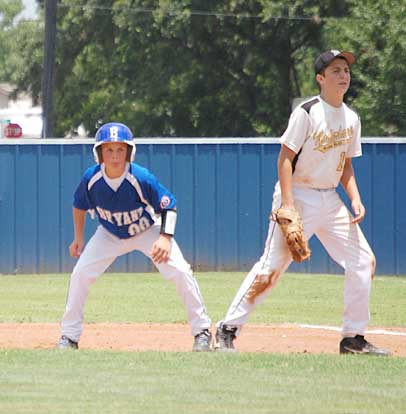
top-left (0, 137), bottom-right (405, 275)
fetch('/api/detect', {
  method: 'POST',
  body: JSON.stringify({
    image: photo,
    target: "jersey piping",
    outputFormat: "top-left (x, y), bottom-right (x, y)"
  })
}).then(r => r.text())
top-left (88, 171), bottom-right (103, 191)
top-left (125, 172), bottom-right (156, 219)
top-left (301, 97), bottom-right (320, 114)
top-left (290, 99), bottom-right (319, 173)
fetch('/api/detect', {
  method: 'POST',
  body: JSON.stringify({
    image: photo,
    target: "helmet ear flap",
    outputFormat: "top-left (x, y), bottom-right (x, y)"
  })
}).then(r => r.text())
top-left (128, 142), bottom-right (136, 162)
top-left (95, 146), bottom-right (103, 164)
top-left (126, 145), bottom-right (132, 162)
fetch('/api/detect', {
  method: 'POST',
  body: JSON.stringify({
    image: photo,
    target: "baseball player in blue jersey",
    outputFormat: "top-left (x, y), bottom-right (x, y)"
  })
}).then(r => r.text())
top-left (57, 122), bottom-right (212, 351)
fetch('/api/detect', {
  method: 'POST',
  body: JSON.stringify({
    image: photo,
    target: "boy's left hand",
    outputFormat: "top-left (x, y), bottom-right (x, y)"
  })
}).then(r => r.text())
top-left (151, 234), bottom-right (172, 263)
top-left (351, 199), bottom-right (366, 223)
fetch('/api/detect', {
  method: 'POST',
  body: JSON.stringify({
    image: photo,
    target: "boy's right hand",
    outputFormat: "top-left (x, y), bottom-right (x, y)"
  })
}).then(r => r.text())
top-left (69, 239), bottom-right (84, 258)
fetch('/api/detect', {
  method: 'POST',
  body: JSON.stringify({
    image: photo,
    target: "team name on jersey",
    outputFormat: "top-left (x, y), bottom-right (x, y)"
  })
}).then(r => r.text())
top-left (96, 206), bottom-right (151, 236)
top-left (312, 126), bottom-right (354, 153)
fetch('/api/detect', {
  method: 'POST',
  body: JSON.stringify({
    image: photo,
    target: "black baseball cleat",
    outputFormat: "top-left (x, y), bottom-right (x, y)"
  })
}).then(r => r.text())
top-left (214, 324), bottom-right (238, 352)
top-left (192, 329), bottom-right (212, 352)
top-left (57, 335), bottom-right (79, 350)
top-left (339, 335), bottom-right (391, 356)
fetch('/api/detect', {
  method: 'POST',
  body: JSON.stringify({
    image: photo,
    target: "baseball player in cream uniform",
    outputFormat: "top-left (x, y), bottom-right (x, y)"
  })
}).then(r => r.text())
top-left (215, 50), bottom-right (390, 356)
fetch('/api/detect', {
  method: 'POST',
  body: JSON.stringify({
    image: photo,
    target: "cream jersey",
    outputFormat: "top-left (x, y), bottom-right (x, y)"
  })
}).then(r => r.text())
top-left (280, 96), bottom-right (362, 189)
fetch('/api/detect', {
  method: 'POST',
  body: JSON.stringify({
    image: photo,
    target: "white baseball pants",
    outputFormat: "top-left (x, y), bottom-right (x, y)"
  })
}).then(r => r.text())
top-left (60, 224), bottom-right (211, 342)
top-left (221, 186), bottom-right (375, 337)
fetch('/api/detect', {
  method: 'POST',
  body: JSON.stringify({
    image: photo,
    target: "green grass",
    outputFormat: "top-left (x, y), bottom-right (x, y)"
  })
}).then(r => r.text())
top-left (1, 272), bottom-right (406, 414)
top-left (1, 350), bottom-right (405, 414)
top-left (0, 272), bottom-right (405, 326)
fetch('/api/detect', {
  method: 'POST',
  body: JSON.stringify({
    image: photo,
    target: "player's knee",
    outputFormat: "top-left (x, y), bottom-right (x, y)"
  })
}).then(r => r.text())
top-left (72, 270), bottom-right (98, 285)
top-left (363, 251), bottom-right (375, 275)
top-left (158, 261), bottom-right (192, 280)
top-left (354, 251), bottom-right (375, 285)
top-left (245, 270), bottom-right (280, 304)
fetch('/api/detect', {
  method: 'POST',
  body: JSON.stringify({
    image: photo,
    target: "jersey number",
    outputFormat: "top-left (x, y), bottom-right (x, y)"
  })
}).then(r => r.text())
top-left (336, 152), bottom-right (346, 172)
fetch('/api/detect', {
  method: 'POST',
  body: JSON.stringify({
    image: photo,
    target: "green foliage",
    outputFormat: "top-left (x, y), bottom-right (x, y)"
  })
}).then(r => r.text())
top-left (3, 0), bottom-right (406, 136)
top-left (322, 0), bottom-right (406, 135)
top-left (3, 19), bottom-right (43, 102)
top-left (3, 1), bottom-right (329, 136)
top-left (0, 1), bottom-right (42, 105)
top-left (0, 0), bottom-right (24, 81)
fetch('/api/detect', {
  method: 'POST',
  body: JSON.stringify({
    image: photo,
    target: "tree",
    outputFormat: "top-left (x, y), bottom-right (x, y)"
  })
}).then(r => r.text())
top-left (12, 0), bottom-right (330, 137)
top-left (322, 0), bottom-right (406, 136)
top-left (0, 0), bottom-right (43, 104)
top-left (8, 0), bottom-right (404, 137)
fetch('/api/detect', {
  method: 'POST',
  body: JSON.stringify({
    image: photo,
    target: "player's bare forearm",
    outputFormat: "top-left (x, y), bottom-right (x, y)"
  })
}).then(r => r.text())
top-left (151, 233), bottom-right (172, 264)
top-left (72, 207), bottom-right (86, 239)
top-left (340, 158), bottom-right (365, 223)
top-left (70, 207), bottom-right (86, 258)
top-left (340, 158), bottom-right (361, 202)
top-left (278, 145), bottom-right (297, 208)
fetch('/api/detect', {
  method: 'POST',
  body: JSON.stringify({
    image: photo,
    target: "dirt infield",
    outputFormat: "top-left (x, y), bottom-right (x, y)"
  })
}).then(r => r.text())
top-left (1, 323), bottom-right (405, 356)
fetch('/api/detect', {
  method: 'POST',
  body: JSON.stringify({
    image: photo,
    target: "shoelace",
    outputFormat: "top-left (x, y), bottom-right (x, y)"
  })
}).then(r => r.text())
top-left (221, 329), bottom-right (236, 346)
top-left (196, 331), bottom-right (210, 343)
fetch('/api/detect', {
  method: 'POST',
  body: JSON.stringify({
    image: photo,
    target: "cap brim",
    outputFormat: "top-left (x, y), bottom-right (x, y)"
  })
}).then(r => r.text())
top-left (337, 51), bottom-right (356, 65)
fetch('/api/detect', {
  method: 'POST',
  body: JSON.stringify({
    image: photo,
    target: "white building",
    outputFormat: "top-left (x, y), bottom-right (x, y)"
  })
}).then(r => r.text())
top-left (0, 83), bottom-right (43, 138)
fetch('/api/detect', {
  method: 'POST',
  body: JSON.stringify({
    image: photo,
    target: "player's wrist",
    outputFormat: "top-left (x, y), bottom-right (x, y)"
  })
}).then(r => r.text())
top-left (160, 209), bottom-right (177, 236)
top-left (281, 200), bottom-right (295, 209)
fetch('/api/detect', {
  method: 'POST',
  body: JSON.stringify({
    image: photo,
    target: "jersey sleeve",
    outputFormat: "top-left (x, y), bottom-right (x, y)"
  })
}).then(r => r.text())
top-left (73, 167), bottom-right (97, 211)
top-left (280, 107), bottom-right (311, 153)
top-left (346, 116), bottom-right (362, 158)
top-left (73, 179), bottom-right (91, 210)
top-left (140, 170), bottom-right (177, 214)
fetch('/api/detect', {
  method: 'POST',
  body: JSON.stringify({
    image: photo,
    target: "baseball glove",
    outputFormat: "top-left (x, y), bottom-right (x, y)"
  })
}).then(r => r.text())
top-left (275, 207), bottom-right (311, 263)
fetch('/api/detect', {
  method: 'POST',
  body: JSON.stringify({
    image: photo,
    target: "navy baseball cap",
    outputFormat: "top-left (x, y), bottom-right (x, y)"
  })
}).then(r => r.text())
top-left (314, 50), bottom-right (356, 74)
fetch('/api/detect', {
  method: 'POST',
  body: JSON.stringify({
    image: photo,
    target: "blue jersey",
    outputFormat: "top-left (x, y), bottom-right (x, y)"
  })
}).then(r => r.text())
top-left (73, 163), bottom-right (176, 239)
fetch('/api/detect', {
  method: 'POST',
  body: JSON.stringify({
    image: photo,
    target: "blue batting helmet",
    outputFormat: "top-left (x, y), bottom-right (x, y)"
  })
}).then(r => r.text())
top-left (93, 122), bottom-right (136, 163)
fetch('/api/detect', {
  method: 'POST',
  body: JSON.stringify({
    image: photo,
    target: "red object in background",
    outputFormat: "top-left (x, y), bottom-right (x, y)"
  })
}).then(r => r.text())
top-left (5, 123), bottom-right (23, 138)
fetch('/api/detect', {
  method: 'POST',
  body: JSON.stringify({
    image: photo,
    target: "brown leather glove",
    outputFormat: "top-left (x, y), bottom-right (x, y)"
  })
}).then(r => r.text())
top-left (275, 207), bottom-right (311, 263)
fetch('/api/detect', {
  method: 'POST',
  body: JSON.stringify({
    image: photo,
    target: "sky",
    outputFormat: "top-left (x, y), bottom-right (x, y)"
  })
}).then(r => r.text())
top-left (19, 0), bottom-right (38, 20)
